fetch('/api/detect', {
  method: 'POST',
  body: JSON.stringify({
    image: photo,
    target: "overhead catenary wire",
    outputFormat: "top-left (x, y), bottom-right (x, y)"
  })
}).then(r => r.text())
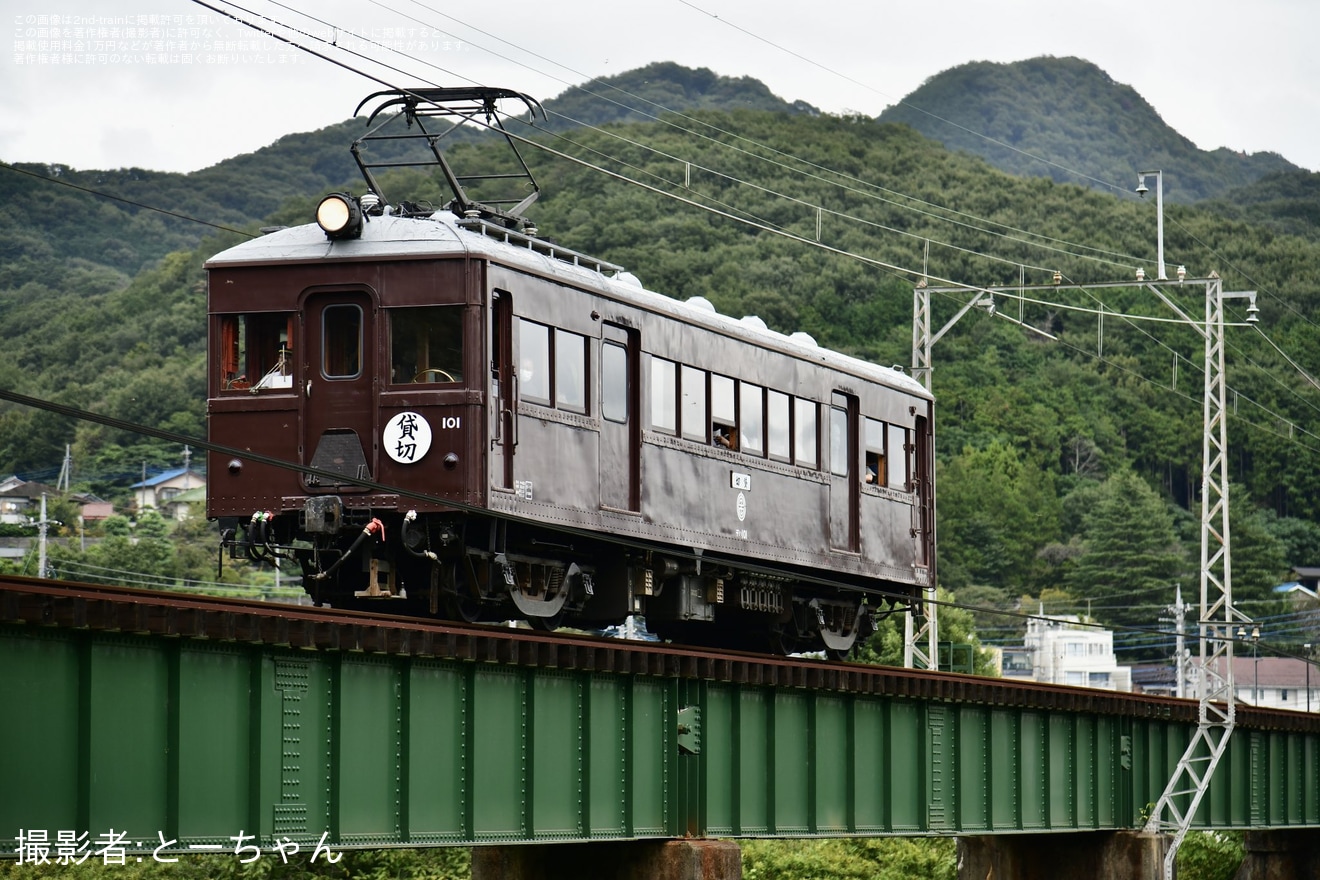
top-left (366, 0), bottom-right (1149, 269)
top-left (200, 0), bottom-right (1320, 436)
top-left (0, 0), bottom-right (1304, 478)
top-left (211, 0), bottom-right (1153, 283)
top-left (0, 0), bottom-right (1300, 499)
top-left (6, 0), bottom-right (1317, 653)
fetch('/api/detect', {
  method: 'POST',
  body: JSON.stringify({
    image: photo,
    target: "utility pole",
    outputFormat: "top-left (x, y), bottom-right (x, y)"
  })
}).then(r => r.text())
top-left (35, 493), bottom-right (61, 579)
top-left (1164, 584), bottom-right (1188, 699)
top-left (1143, 275), bottom-right (1258, 880)
top-left (920, 271), bottom-right (1257, 878)
top-left (910, 272), bottom-right (1056, 670)
top-left (37, 494), bottom-right (48, 579)
top-left (56, 444), bottom-right (72, 493)
top-left (1136, 171), bottom-right (1168, 280)
top-left (910, 278), bottom-right (995, 668)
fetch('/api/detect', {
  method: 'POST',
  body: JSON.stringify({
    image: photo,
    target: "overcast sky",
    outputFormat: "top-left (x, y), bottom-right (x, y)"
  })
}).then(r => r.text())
top-left (3, 0), bottom-right (1317, 178)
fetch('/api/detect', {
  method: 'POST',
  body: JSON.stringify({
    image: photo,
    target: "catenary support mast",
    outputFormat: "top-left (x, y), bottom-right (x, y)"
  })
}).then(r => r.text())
top-left (1142, 275), bottom-right (1257, 879)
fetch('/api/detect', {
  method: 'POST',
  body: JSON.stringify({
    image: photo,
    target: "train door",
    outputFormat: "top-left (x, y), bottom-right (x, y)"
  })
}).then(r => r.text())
top-left (301, 289), bottom-right (377, 492)
top-left (489, 290), bottom-right (514, 490)
top-left (828, 391), bottom-right (859, 552)
top-left (600, 323), bottom-right (639, 512)
top-left (913, 413), bottom-right (934, 569)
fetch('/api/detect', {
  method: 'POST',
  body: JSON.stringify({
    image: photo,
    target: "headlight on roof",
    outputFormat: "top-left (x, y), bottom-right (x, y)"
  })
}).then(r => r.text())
top-left (316, 193), bottom-right (363, 240)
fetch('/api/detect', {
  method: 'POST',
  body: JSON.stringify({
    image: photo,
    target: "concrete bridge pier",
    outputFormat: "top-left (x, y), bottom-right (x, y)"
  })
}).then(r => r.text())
top-left (1234, 831), bottom-right (1320, 880)
top-left (472, 840), bottom-right (742, 880)
top-left (958, 831), bottom-right (1168, 880)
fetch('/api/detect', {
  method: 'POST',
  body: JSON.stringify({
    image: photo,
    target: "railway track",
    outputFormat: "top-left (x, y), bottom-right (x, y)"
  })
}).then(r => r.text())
top-left (2, 574), bottom-right (1314, 733)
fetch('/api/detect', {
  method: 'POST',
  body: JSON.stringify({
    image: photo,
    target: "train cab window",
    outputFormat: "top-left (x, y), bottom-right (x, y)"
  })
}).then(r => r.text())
top-left (322, 304), bottom-right (362, 378)
top-left (680, 365), bottom-right (707, 442)
top-left (518, 319), bottom-right (551, 404)
top-left (795, 398), bottom-right (818, 469)
top-left (711, 374), bottom-right (737, 449)
top-left (602, 341), bottom-right (628, 423)
top-left (218, 312), bottom-right (294, 393)
top-left (390, 305), bottom-right (463, 385)
top-left (767, 390), bottom-right (790, 462)
top-left (740, 383), bottom-right (764, 456)
top-left (555, 329), bottom-right (588, 413)
top-left (650, 356), bottom-right (677, 435)
top-left (865, 418), bottom-right (886, 486)
top-left (888, 423), bottom-right (910, 490)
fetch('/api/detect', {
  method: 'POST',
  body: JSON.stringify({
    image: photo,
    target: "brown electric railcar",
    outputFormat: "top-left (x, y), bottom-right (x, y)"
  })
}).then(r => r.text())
top-left (205, 89), bottom-right (934, 656)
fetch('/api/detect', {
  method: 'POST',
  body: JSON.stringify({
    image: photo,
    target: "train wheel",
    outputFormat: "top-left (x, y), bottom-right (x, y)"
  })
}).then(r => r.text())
top-left (526, 610), bottom-right (565, 632)
top-left (440, 560), bottom-right (483, 623)
top-left (769, 624), bottom-right (803, 656)
top-left (823, 644), bottom-right (853, 662)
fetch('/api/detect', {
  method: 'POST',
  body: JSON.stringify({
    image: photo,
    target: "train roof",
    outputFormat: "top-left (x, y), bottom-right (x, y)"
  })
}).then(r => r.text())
top-left (207, 209), bottom-right (930, 400)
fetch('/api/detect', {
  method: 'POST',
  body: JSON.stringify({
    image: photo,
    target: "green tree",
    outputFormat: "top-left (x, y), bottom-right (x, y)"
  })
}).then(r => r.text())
top-left (743, 837), bottom-right (955, 880)
top-left (136, 509), bottom-right (171, 539)
top-left (102, 515), bottom-right (132, 537)
top-left (857, 588), bottom-right (997, 675)
top-left (1177, 831), bottom-right (1244, 880)
top-left (1229, 503), bottom-right (1289, 617)
top-left (1065, 471), bottom-right (1188, 645)
top-left (937, 440), bottom-right (1060, 591)
top-left (1259, 511), bottom-right (1320, 568)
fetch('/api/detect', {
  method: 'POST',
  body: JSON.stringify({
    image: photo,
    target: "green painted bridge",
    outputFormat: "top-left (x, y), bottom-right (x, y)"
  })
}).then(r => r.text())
top-left (2, 579), bottom-right (1319, 865)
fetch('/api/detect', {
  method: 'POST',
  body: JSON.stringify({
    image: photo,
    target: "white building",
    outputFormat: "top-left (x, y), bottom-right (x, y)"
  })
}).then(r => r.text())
top-left (131, 467), bottom-right (206, 513)
top-left (1000, 615), bottom-right (1132, 692)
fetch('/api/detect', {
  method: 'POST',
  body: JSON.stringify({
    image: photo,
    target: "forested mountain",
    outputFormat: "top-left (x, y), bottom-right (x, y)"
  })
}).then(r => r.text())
top-left (541, 61), bottom-right (818, 127)
top-left (878, 56), bottom-right (1298, 202)
top-left (3, 61), bottom-right (1320, 654)
top-left (1205, 169), bottom-right (1320, 242)
top-left (0, 63), bottom-right (810, 279)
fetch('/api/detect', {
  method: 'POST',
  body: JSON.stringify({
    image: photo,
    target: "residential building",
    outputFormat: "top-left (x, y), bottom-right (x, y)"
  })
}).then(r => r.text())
top-left (0, 480), bottom-right (60, 525)
top-left (131, 468), bottom-right (206, 512)
top-left (999, 614), bottom-right (1132, 692)
top-left (1214, 656), bottom-right (1319, 712)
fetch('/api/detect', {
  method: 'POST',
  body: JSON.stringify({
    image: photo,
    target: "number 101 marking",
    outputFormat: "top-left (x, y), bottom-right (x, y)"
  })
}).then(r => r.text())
top-left (440, 416), bottom-right (461, 430)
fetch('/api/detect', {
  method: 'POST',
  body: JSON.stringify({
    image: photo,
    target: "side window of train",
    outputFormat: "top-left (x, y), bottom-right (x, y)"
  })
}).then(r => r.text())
top-left (555, 329), bottom-right (588, 413)
top-left (390, 305), bottom-right (463, 385)
top-left (767, 390), bottom-right (790, 462)
top-left (888, 422), bottom-right (910, 490)
top-left (865, 418), bottom-right (886, 486)
top-left (601, 341), bottom-right (628, 423)
top-left (322, 304), bottom-right (362, 378)
top-left (650, 357), bottom-right (677, 435)
top-left (218, 312), bottom-right (294, 392)
top-left (795, 398), bottom-right (818, 468)
top-left (710, 374), bottom-right (736, 449)
top-left (680, 365), bottom-right (707, 442)
top-left (518, 319), bottom-right (551, 404)
top-left (740, 382), bottom-right (764, 456)
top-left (829, 392), bottom-right (851, 477)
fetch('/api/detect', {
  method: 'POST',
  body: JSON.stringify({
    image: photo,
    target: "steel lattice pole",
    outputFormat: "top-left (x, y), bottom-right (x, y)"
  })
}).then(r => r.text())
top-left (906, 281), bottom-right (937, 669)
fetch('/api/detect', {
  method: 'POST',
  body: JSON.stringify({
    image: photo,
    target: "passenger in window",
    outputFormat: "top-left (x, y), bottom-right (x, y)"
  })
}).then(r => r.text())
top-left (714, 426), bottom-right (738, 450)
top-left (865, 451), bottom-right (883, 485)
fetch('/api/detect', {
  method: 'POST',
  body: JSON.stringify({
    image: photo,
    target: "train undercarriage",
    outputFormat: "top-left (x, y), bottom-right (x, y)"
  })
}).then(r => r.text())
top-left (221, 501), bottom-right (899, 658)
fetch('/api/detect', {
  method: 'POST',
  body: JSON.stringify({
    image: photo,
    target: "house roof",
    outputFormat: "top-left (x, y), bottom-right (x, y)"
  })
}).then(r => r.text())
top-left (0, 480), bottom-right (60, 500)
top-left (167, 486), bottom-right (207, 505)
top-left (1208, 656), bottom-right (1318, 688)
top-left (131, 468), bottom-right (205, 489)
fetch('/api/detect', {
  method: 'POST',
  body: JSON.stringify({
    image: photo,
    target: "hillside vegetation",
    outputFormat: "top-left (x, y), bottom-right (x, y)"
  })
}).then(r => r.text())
top-left (2, 61), bottom-right (1319, 654)
top-left (879, 56), bottom-right (1297, 201)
